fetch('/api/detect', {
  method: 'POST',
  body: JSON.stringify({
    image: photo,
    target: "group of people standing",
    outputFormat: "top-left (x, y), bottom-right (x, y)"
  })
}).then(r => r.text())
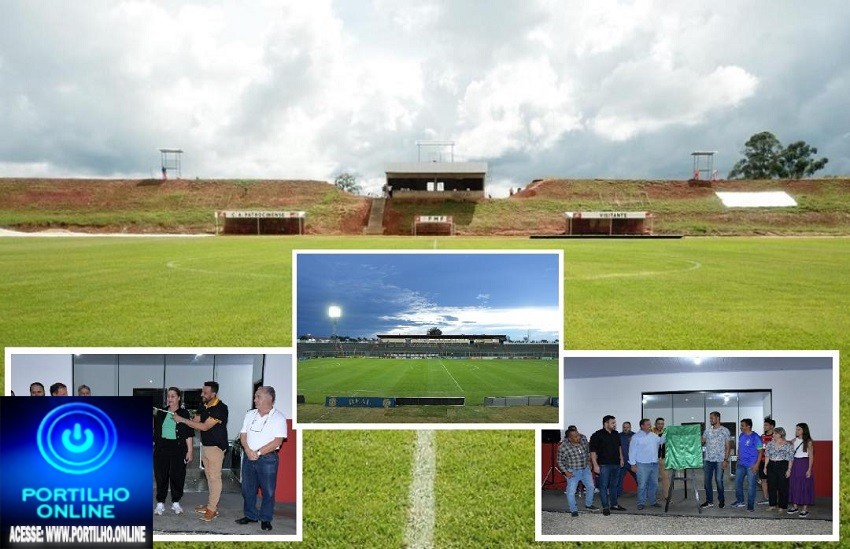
top-left (27, 381), bottom-right (91, 396)
top-left (558, 415), bottom-right (667, 517)
top-left (558, 413), bottom-right (817, 518)
top-left (557, 415), bottom-right (670, 516)
top-left (152, 382), bottom-right (288, 531)
top-left (702, 414), bottom-right (816, 516)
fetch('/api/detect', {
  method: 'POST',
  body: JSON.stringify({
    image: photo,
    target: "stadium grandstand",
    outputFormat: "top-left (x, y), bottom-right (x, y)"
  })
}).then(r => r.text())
top-left (298, 335), bottom-right (557, 360)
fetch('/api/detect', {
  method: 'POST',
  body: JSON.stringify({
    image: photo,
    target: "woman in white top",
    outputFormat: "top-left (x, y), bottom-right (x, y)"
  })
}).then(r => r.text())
top-left (787, 422), bottom-right (815, 517)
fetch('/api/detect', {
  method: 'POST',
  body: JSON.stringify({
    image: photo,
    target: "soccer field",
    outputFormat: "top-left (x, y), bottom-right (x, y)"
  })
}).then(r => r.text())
top-left (2, 235), bottom-right (848, 351)
top-left (297, 356), bottom-right (559, 423)
top-left (1, 235), bottom-right (848, 546)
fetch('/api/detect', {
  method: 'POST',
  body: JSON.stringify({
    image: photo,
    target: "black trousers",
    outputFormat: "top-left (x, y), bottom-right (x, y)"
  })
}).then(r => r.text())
top-left (766, 460), bottom-right (790, 509)
top-left (154, 439), bottom-right (188, 504)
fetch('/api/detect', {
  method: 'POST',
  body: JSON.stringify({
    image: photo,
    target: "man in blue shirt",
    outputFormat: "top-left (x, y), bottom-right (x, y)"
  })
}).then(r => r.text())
top-left (628, 418), bottom-right (665, 509)
top-left (732, 418), bottom-right (764, 511)
top-left (617, 421), bottom-right (638, 497)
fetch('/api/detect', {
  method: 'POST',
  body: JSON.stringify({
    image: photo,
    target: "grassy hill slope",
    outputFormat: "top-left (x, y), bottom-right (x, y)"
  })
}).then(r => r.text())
top-left (0, 178), bottom-right (369, 234)
top-left (385, 178), bottom-right (850, 235)
top-left (1, 177), bottom-right (849, 235)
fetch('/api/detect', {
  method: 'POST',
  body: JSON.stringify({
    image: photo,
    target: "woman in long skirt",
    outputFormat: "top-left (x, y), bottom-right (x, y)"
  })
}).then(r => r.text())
top-left (787, 422), bottom-right (815, 517)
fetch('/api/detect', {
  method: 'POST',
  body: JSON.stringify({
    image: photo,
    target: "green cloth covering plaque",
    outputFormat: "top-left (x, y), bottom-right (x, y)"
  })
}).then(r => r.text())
top-left (664, 424), bottom-right (703, 469)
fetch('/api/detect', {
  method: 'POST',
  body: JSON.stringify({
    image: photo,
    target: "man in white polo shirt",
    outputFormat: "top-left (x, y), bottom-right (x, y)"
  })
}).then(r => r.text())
top-left (234, 386), bottom-right (288, 531)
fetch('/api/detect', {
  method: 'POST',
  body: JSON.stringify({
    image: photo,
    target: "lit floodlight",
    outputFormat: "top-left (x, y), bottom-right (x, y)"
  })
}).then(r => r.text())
top-left (328, 305), bottom-right (342, 341)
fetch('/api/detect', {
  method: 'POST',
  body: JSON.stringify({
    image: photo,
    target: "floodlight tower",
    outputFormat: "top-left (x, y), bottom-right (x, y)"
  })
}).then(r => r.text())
top-left (690, 151), bottom-right (717, 181)
top-left (328, 305), bottom-right (342, 341)
top-left (159, 148), bottom-right (183, 179)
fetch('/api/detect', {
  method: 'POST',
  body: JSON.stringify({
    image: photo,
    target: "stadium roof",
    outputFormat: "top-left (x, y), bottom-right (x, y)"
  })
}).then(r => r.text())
top-left (378, 334), bottom-right (506, 339)
top-left (385, 162), bottom-right (488, 175)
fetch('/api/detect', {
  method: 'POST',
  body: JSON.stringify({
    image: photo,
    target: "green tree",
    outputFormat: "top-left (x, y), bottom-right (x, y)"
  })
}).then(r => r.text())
top-left (426, 327), bottom-right (442, 337)
top-left (728, 131), bottom-right (828, 179)
top-left (780, 140), bottom-right (829, 179)
top-left (728, 131), bottom-right (784, 179)
top-left (333, 172), bottom-right (361, 194)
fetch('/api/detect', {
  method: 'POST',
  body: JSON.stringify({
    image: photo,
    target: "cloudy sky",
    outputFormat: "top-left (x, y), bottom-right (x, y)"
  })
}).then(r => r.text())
top-left (296, 252), bottom-right (561, 339)
top-left (2, 1), bottom-right (848, 196)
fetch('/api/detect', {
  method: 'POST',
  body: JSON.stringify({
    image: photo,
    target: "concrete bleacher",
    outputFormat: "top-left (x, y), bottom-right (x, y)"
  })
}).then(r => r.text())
top-left (298, 341), bottom-right (558, 359)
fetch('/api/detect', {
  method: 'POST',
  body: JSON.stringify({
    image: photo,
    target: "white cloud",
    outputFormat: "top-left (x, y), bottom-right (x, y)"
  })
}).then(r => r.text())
top-left (589, 63), bottom-right (758, 141)
top-left (455, 57), bottom-right (582, 158)
top-left (381, 305), bottom-right (561, 339)
top-left (373, 0), bottom-right (442, 33)
top-left (0, 1), bottom-right (846, 186)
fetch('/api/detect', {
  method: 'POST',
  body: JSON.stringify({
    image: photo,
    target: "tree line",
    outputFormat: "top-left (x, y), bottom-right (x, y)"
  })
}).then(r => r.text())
top-left (729, 131), bottom-right (828, 179)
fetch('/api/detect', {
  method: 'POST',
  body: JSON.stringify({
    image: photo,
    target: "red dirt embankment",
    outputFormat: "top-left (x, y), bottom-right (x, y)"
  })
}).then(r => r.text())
top-left (0, 178), bottom-right (370, 234)
top-left (2, 177), bottom-right (849, 235)
top-left (514, 178), bottom-right (850, 200)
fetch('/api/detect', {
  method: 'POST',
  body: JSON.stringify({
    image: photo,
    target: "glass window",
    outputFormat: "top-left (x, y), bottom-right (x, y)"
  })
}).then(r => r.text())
top-left (643, 393), bottom-right (672, 426)
top-left (73, 354), bottom-right (118, 396)
top-left (642, 389), bottom-right (772, 457)
top-left (673, 392), bottom-right (705, 428)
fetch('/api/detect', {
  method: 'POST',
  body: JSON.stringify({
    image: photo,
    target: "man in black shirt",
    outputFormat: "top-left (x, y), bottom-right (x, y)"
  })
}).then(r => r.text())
top-left (590, 415), bottom-right (625, 515)
top-left (174, 381), bottom-right (229, 522)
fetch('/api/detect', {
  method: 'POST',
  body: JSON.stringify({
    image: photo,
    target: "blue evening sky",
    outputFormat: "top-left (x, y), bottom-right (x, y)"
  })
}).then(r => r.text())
top-left (296, 253), bottom-right (560, 340)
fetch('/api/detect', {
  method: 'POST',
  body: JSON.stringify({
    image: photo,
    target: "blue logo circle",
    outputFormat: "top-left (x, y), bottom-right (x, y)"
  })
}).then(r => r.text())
top-left (37, 402), bottom-right (118, 475)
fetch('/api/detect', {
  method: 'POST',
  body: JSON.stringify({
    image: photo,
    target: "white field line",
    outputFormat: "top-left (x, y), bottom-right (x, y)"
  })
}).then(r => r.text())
top-left (432, 239), bottom-right (437, 249)
top-left (439, 360), bottom-right (464, 393)
top-left (405, 429), bottom-right (436, 549)
top-left (575, 260), bottom-right (702, 280)
top-left (165, 259), bottom-right (281, 278)
top-left (0, 228), bottom-right (211, 238)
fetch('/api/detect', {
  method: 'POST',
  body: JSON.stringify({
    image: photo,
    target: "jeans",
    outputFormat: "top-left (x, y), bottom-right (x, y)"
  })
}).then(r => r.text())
top-left (597, 464), bottom-right (620, 508)
top-left (635, 463), bottom-right (659, 506)
top-left (564, 467), bottom-right (595, 513)
top-left (735, 461), bottom-right (758, 510)
top-left (241, 453), bottom-right (279, 521)
top-left (617, 464), bottom-right (638, 496)
top-left (703, 461), bottom-right (725, 504)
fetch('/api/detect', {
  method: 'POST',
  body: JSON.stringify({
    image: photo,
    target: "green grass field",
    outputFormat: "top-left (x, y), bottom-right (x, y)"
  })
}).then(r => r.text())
top-left (302, 429), bottom-right (535, 547)
top-left (297, 356), bottom-right (559, 423)
top-left (1, 234), bottom-right (848, 546)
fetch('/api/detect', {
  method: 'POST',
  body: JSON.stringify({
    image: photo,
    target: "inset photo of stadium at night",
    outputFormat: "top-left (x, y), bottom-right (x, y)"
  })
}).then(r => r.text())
top-left (293, 250), bottom-right (563, 426)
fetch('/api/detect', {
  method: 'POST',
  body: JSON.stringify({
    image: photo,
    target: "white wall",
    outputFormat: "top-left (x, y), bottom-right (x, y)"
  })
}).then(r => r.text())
top-left (165, 354), bottom-right (215, 392)
top-left (563, 368), bottom-right (832, 440)
top-left (263, 354), bottom-right (293, 419)
top-left (118, 355), bottom-right (165, 396)
top-left (213, 355), bottom-right (257, 439)
top-left (8, 353), bottom-right (291, 440)
top-left (74, 354), bottom-right (118, 396)
top-left (9, 354), bottom-right (72, 395)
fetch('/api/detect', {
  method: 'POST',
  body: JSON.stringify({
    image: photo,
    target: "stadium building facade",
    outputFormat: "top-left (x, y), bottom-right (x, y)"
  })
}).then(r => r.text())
top-left (385, 162), bottom-right (487, 199)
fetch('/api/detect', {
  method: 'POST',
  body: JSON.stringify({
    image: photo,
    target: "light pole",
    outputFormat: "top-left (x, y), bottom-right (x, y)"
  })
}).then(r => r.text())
top-left (328, 305), bottom-right (342, 342)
